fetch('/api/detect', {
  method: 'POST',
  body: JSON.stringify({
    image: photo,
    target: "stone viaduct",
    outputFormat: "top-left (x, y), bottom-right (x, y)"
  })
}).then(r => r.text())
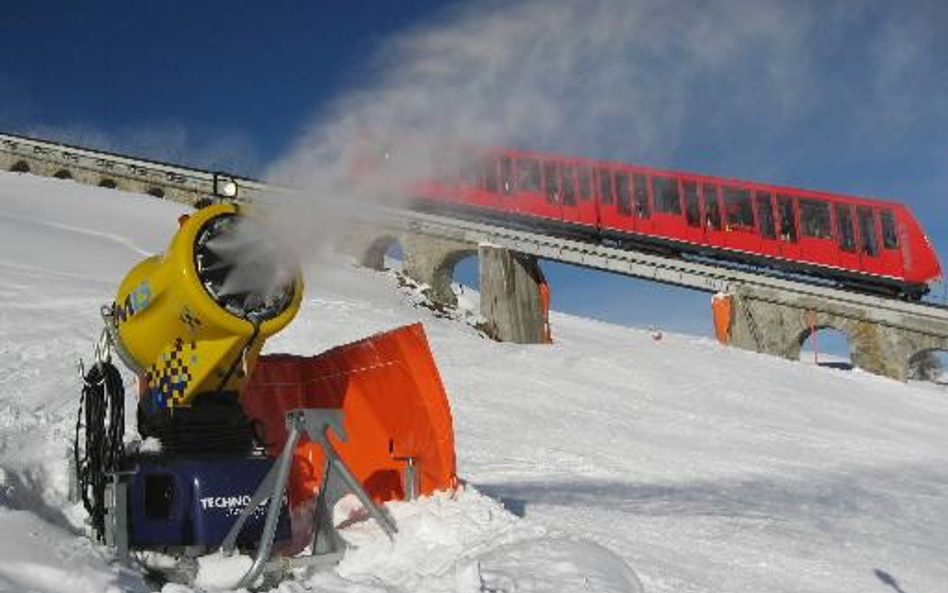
top-left (4, 131), bottom-right (947, 380)
top-left (339, 211), bottom-right (948, 381)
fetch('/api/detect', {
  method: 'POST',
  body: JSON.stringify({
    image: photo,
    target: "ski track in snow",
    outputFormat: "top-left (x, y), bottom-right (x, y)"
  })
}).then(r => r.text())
top-left (1, 171), bottom-right (947, 593)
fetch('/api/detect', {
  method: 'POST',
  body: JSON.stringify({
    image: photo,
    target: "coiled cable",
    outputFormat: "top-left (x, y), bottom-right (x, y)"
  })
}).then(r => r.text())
top-left (74, 361), bottom-right (125, 541)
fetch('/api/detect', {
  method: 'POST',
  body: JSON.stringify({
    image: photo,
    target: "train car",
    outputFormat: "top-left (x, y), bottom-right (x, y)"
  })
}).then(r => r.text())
top-left (378, 144), bottom-right (942, 299)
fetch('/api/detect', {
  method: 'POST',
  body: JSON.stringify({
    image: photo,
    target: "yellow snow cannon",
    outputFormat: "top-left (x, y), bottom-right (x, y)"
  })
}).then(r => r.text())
top-left (108, 202), bottom-right (302, 417)
top-left (77, 201), bottom-right (459, 583)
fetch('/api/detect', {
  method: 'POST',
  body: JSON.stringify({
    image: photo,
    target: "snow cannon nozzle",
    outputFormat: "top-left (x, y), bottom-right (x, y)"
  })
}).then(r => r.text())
top-left (111, 203), bottom-right (303, 410)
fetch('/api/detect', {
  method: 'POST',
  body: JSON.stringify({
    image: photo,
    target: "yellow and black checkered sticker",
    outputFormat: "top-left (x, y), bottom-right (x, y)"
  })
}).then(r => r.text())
top-left (145, 338), bottom-right (199, 408)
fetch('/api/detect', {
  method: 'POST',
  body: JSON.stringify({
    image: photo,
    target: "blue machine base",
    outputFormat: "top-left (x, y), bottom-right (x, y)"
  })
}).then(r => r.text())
top-left (127, 454), bottom-right (290, 550)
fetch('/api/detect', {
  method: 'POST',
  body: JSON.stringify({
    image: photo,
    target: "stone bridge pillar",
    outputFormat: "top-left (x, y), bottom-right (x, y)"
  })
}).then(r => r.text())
top-left (479, 245), bottom-right (547, 344)
top-left (726, 285), bottom-right (948, 381)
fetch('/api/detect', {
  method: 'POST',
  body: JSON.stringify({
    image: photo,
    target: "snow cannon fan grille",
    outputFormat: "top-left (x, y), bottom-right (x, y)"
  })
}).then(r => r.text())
top-left (194, 213), bottom-right (297, 322)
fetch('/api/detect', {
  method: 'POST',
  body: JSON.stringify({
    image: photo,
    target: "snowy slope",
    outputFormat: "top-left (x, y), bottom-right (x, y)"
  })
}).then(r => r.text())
top-left (1, 171), bottom-right (947, 593)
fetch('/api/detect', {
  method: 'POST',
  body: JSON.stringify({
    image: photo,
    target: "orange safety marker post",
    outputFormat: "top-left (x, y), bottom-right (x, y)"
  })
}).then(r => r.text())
top-left (539, 279), bottom-right (552, 344)
top-left (711, 293), bottom-right (733, 345)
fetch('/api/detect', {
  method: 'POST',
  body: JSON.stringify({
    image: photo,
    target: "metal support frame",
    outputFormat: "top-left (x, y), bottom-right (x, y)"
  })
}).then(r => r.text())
top-left (221, 408), bottom-right (397, 589)
top-left (104, 474), bottom-right (130, 566)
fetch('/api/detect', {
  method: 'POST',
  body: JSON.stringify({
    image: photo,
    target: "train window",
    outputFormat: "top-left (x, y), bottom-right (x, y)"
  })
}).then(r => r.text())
top-left (543, 161), bottom-right (560, 204)
top-left (858, 206), bottom-right (879, 256)
top-left (597, 169), bottom-right (614, 204)
top-left (756, 191), bottom-right (776, 239)
top-left (684, 181), bottom-right (700, 227)
top-left (634, 174), bottom-right (650, 217)
top-left (561, 165), bottom-right (577, 206)
top-left (704, 184), bottom-right (722, 230)
top-left (881, 210), bottom-right (899, 249)
top-left (501, 157), bottom-right (513, 194)
top-left (835, 204), bottom-right (856, 252)
top-left (616, 172), bottom-right (632, 216)
top-left (777, 195), bottom-right (797, 241)
top-left (653, 176), bottom-right (682, 215)
top-left (516, 159), bottom-right (540, 192)
top-left (483, 159), bottom-right (499, 193)
top-left (578, 167), bottom-right (593, 201)
top-left (724, 187), bottom-right (754, 229)
top-left (800, 199), bottom-right (832, 239)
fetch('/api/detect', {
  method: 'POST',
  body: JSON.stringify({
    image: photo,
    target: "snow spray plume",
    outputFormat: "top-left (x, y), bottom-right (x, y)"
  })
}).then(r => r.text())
top-left (202, 215), bottom-right (299, 316)
top-left (261, 0), bottom-right (941, 265)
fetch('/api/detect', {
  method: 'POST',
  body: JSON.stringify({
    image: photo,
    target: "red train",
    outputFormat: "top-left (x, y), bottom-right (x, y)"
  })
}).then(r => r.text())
top-left (377, 146), bottom-right (943, 299)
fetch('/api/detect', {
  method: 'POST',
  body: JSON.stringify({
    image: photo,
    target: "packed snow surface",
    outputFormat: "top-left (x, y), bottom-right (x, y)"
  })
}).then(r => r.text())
top-left (1, 171), bottom-right (947, 592)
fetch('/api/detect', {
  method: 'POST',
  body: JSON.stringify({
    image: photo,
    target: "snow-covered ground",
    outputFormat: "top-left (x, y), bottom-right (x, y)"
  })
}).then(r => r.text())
top-left (1, 171), bottom-right (947, 593)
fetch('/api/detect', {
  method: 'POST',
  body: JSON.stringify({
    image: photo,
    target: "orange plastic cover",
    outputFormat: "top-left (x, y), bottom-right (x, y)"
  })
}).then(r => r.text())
top-left (241, 323), bottom-right (457, 509)
top-left (712, 293), bottom-right (733, 344)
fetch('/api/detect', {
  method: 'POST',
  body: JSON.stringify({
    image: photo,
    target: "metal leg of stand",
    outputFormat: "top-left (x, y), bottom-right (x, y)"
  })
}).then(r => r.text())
top-left (221, 419), bottom-right (300, 557)
top-left (319, 436), bottom-right (397, 540)
top-left (105, 475), bottom-right (130, 566)
top-left (311, 459), bottom-right (346, 556)
top-left (299, 409), bottom-right (397, 540)
top-left (220, 466), bottom-right (276, 555)
top-left (233, 417), bottom-right (303, 589)
top-left (221, 408), bottom-right (400, 585)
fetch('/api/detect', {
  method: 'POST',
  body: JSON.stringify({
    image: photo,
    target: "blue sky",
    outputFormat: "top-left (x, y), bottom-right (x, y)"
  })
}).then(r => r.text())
top-left (2, 0), bottom-right (947, 351)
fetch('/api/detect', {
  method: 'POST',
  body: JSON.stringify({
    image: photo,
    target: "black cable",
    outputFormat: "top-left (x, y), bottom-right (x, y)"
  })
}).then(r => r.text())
top-left (74, 361), bottom-right (125, 541)
top-left (213, 320), bottom-right (260, 397)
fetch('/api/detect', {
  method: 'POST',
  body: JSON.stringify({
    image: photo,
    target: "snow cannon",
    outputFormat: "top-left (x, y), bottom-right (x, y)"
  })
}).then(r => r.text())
top-left (112, 202), bottom-right (302, 443)
top-left (76, 201), bottom-right (458, 588)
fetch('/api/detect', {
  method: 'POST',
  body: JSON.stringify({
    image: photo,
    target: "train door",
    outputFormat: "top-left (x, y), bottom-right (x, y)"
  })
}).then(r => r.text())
top-left (680, 180), bottom-right (704, 245)
top-left (755, 190), bottom-right (782, 261)
top-left (834, 203), bottom-right (860, 272)
top-left (702, 183), bottom-right (729, 250)
top-left (721, 186), bottom-right (760, 253)
top-left (595, 167), bottom-right (620, 234)
top-left (775, 194), bottom-right (802, 261)
top-left (855, 206), bottom-right (900, 278)
top-left (476, 155), bottom-right (507, 216)
top-left (541, 160), bottom-right (565, 226)
top-left (614, 170), bottom-right (636, 238)
top-left (878, 208), bottom-right (904, 275)
top-left (457, 151), bottom-right (483, 209)
top-left (632, 173), bottom-right (655, 236)
top-left (650, 175), bottom-right (686, 242)
top-left (559, 163), bottom-right (597, 231)
top-left (498, 155), bottom-right (518, 217)
top-left (798, 198), bottom-right (838, 266)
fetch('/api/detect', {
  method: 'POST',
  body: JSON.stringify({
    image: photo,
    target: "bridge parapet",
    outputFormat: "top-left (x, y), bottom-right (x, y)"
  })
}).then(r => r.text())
top-left (0, 132), bottom-right (264, 205)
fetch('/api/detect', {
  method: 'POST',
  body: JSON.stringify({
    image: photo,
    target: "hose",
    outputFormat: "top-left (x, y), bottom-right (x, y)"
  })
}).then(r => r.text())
top-left (74, 361), bottom-right (125, 541)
